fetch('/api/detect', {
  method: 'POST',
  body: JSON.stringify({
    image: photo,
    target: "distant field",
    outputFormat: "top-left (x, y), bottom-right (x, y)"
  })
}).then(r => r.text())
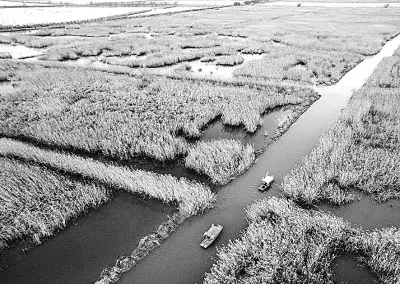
top-left (275, 0), bottom-right (400, 2)
top-left (0, 0), bottom-right (46, 6)
top-left (2, 6), bottom-right (399, 85)
top-left (0, 7), bottom-right (151, 26)
top-left (5, 0), bottom-right (234, 4)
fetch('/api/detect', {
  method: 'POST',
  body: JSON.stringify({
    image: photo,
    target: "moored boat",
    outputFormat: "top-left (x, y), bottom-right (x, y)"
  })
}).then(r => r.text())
top-left (200, 224), bottom-right (223, 248)
top-left (258, 172), bottom-right (274, 191)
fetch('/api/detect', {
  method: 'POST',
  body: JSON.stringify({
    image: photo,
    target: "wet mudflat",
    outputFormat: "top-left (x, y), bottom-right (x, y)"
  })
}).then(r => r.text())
top-left (0, 191), bottom-right (176, 284)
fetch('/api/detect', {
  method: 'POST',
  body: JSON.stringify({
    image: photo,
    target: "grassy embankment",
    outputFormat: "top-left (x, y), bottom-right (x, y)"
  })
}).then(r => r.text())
top-left (0, 60), bottom-right (317, 182)
top-left (0, 138), bottom-right (216, 283)
top-left (204, 197), bottom-right (400, 284)
top-left (282, 49), bottom-right (400, 205)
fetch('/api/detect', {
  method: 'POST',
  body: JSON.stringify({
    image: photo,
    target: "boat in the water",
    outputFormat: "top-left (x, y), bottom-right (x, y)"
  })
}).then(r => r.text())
top-left (200, 224), bottom-right (223, 248)
top-left (258, 173), bottom-right (274, 191)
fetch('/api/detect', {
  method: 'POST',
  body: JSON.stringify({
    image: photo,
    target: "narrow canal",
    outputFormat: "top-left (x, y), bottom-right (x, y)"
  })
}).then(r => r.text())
top-left (120, 34), bottom-right (400, 284)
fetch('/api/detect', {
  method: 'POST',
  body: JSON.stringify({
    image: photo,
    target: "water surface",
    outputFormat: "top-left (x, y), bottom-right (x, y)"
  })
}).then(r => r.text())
top-left (0, 191), bottom-right (176, 284)
top-left (120, 33), bottom-right (400, 284)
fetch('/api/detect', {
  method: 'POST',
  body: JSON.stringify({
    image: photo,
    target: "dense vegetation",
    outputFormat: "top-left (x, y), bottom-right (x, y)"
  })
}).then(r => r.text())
top-left (0, 138), bottom-right (215, 215)
top-left (3, 6), bottom-right (400, 84)
top-left (0, 156), bottom-right (109, 250)
top-left (0, 61), bottom-right (316, 162)
top-left (282, 51), bottom-right (400, 205)
top-left (185, 139), bottom-right (255, 184)
top-left (0, 137), bottom-right (216, 282)
top-left (234, 46), bottom-right (363, 85)
top-left (204, 197), bottom-right (400, 284)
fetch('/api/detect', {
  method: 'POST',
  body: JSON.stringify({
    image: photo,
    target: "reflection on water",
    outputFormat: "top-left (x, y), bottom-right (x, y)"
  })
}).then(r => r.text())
top-left (0, 43), bottom-right (42, 59)
top-left (332, 254), bottom-right (376, 284)
top-left (0, 191), bottom-right (176, 284)
top-left (153, 53), bottom-right (264, 79)
top-left (200, 110), bottom-right (291, 151)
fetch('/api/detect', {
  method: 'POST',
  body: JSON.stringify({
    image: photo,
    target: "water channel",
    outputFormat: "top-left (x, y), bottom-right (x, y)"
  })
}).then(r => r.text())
top-left (0, 33), bottom-right (399, 284)
top-left (119, 34), bottom-right (400, 284)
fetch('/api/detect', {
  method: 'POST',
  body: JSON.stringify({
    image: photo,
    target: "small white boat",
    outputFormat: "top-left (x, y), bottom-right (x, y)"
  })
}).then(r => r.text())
top-left (258, 173), bottom-right (274, 191)
top-left (200, 224), bottom-right (223, 248)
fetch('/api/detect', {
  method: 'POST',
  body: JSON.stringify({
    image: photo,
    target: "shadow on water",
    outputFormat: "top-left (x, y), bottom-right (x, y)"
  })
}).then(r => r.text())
top-left (199, 109), bottom-right (291, 152)
top-left (332, 254), bottom-right (377, 284)
top-left (120, 34), bottom-right (400, 284)
top-left (0, 191), bottom-right (176, 284)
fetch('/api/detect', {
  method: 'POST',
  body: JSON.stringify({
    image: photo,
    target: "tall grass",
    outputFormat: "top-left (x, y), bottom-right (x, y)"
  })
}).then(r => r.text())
top-left (348, 227), bottom-right (400, 284)
top-left (204, 197), bottom-right (353, 284)
top-left (215, 55), bottom-right (244, 66)
top-left (0, 61), bottom-right (316, 161)
top-left (185, 139), bottom-right (255, 184)
top-left (234, 45), bottom-right (363, 85)
top-left (0, 156), bottom-right (110, 250)
top-left (205, 197), bottom-right (400, 284)
top-left (0, 52), bottom-right (11, 59)
top-left (365, 55), bottom-right (400, 88)
top-left (282, 53), bottom-right (400, 205)
top-left (0, 138), bottom-right (216, 215)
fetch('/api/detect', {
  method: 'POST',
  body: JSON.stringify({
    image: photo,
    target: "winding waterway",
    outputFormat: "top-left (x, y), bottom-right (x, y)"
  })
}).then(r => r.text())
top-left (1, 32), bottom-right (399, 284)
top-left (120, 34), bottom-right (400, 284)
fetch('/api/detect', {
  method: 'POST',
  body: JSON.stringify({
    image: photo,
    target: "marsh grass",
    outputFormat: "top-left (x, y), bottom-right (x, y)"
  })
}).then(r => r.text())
top-left (0, 137), bottom-right (217, 282)
top-left (282, 53), bottom-right (400, 205)
top-left (0, 138), bottom-right (216, 215)
top-left (0, 156), bottom-right (110, 250)
top-left (204, 197), bottom-right (400, 284)
top-left (204, 197), bottom-right (352, 284)
top-left (185, 139), bottom-right (255, 184)
top-left (0, 60), bottom-right (317, 161)
top-left (234, 45), bottom-right (363, 85)
top-left (215, 55), bottom-right (244, 66)
top-left (349, 227), bottom-right (400, 284)
top-left (0, 52), bottom-right (11, 59)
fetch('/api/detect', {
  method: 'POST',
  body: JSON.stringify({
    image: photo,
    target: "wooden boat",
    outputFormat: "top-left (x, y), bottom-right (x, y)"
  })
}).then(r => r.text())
top-left (200, 224), bottom-right (223, 248)
top-left (258, 173), bottom-right (274, 191)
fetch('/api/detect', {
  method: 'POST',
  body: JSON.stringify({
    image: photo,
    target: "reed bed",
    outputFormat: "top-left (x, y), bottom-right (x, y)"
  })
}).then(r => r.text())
top-left (204, 197), bottom-right (400, 284)
top-left (365, 55), bottom-right (400, 88)
top-left (0, 61), bottom-right (316, 161)
top-left (102, 50), bottom-right (205, 68)
top-left (348, 227), bottom-right (400, 284)
top-left (185, 139), bottom-right (255, 184)
top-left (204, 197), bottom-right (352, 284)
top-left (234, 45), bottom-right (363, 85)
top-left (0, 138), bottom-right (216, 215)
top-left (215, 55), bottom-right (244, 66)
top-left (282, 54), bottom-right (400, 205)
top-left (0, 156), bottom-right (110, 251)
top-left (0, 52), bottom-right (11, 59)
